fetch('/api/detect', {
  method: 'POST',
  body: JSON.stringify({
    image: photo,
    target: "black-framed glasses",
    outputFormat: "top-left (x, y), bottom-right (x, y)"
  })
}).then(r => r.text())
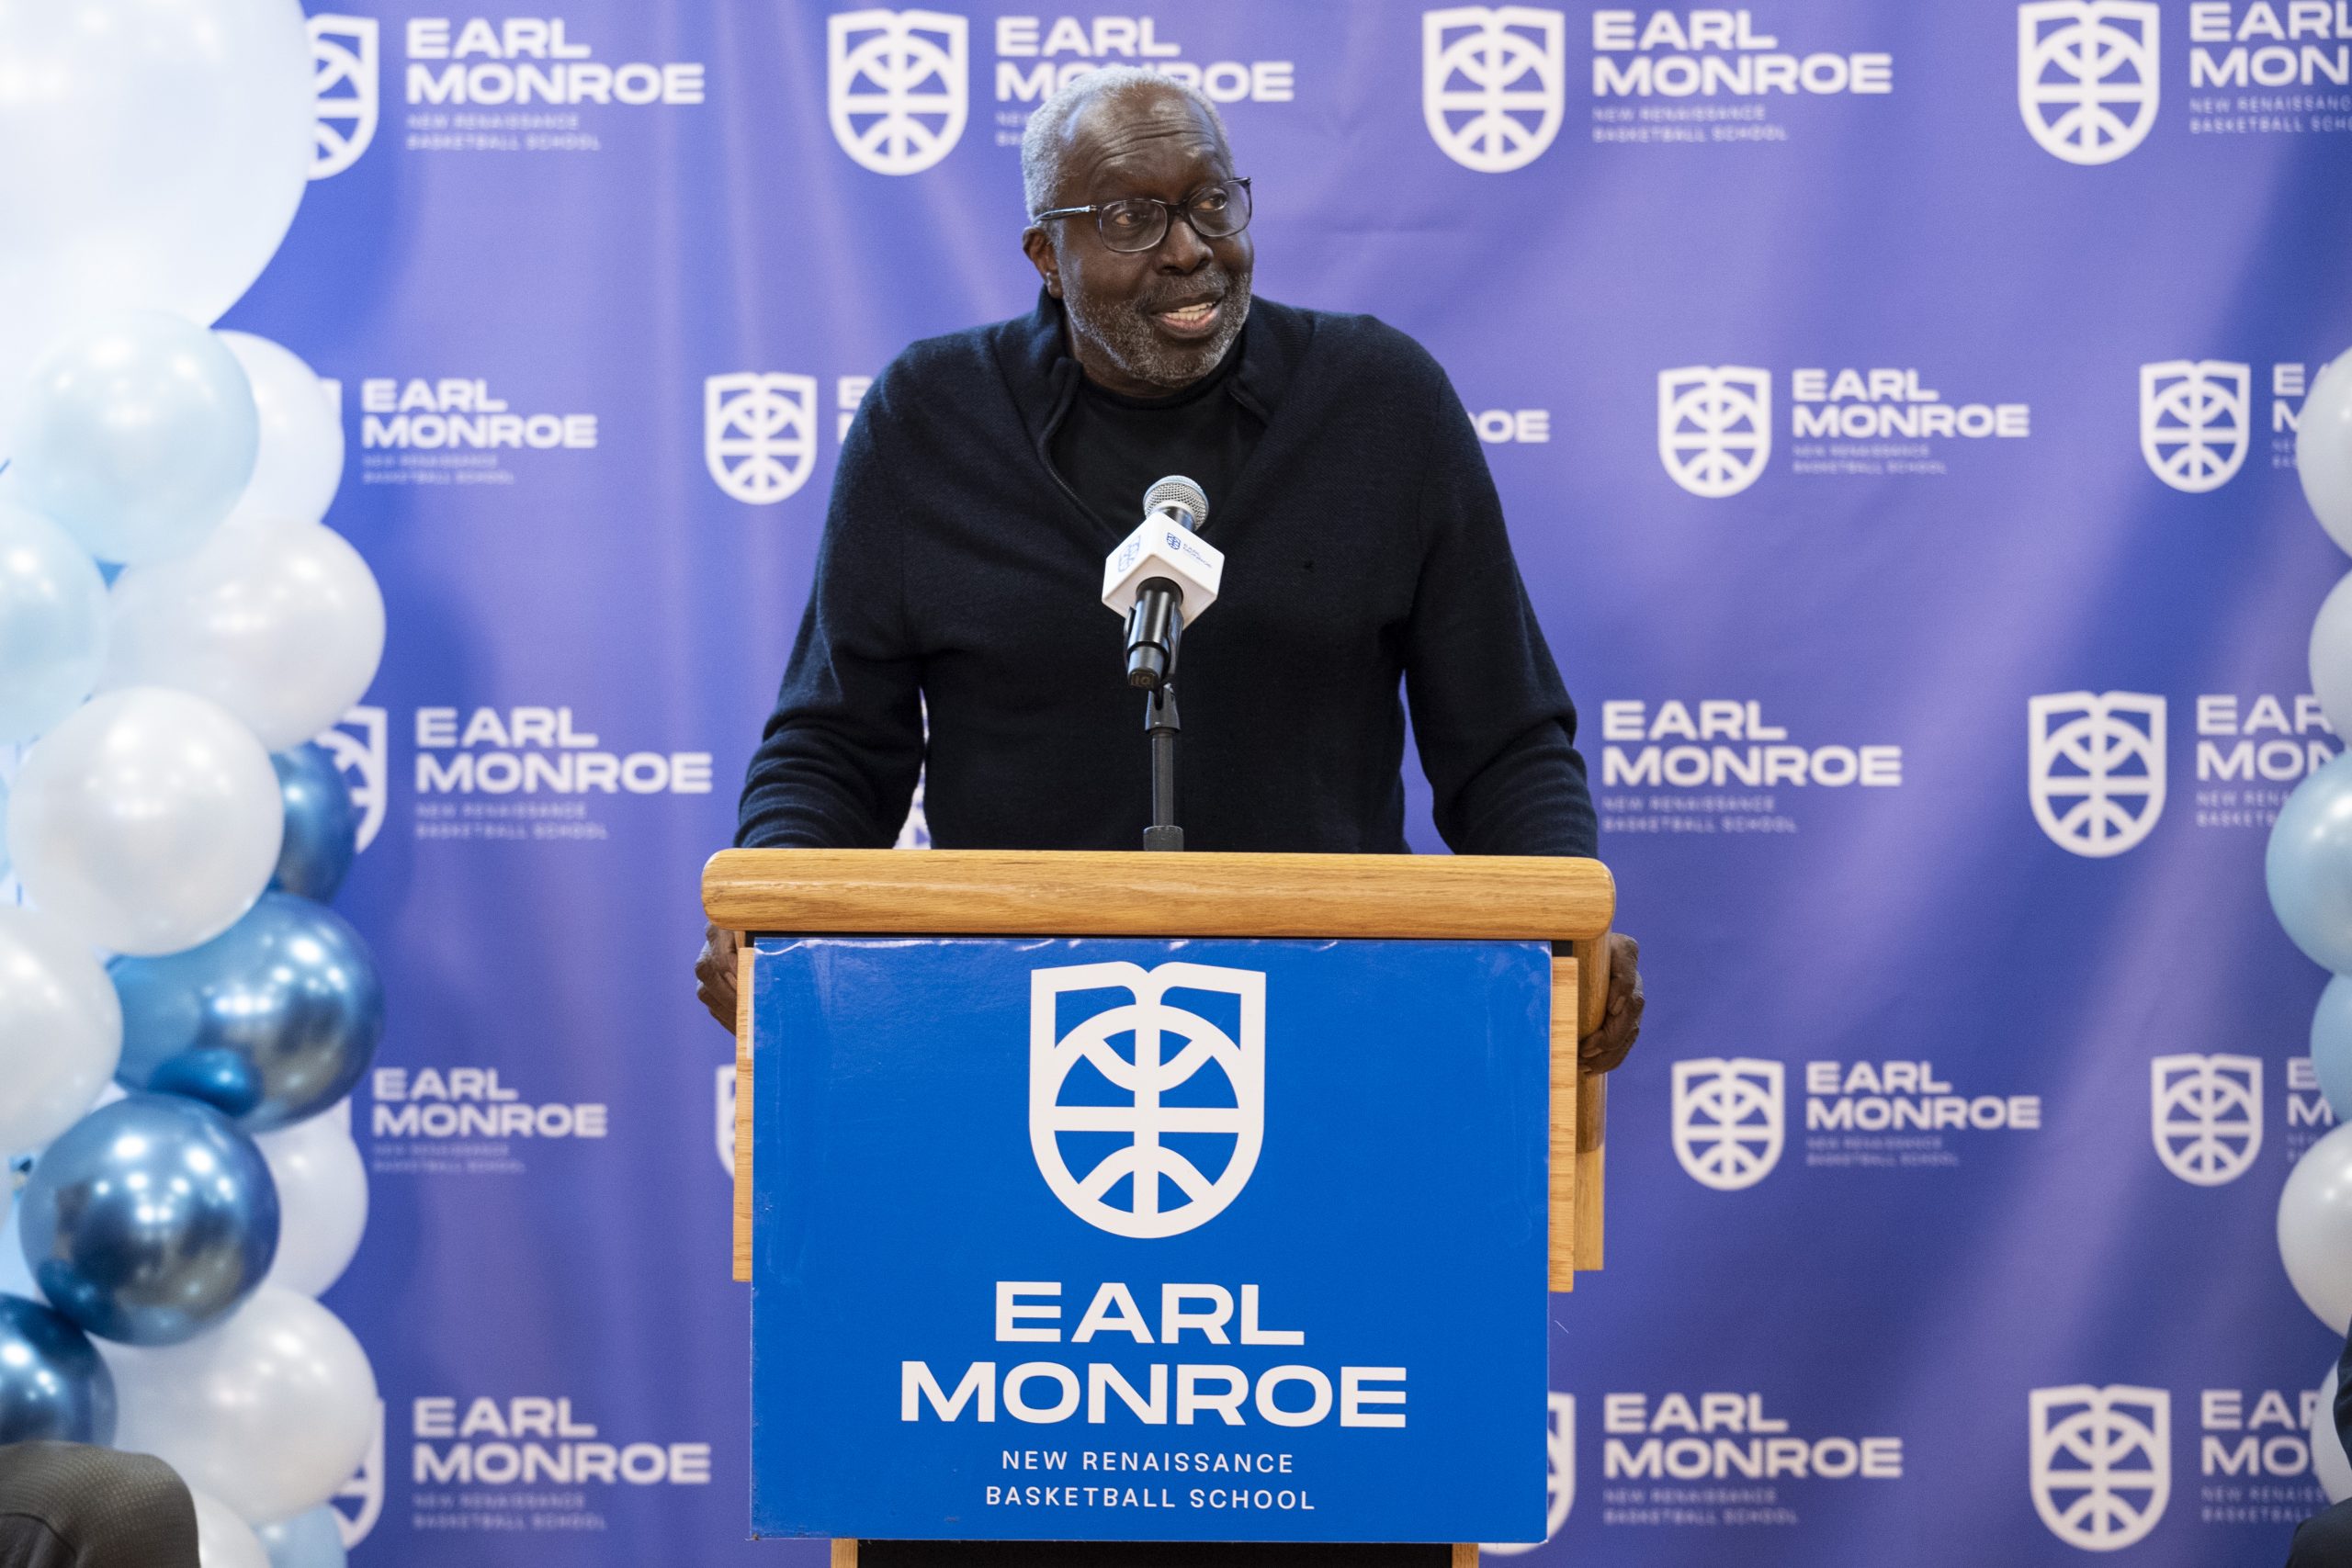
top-left (1031, 176), bottom-right (1252, 254)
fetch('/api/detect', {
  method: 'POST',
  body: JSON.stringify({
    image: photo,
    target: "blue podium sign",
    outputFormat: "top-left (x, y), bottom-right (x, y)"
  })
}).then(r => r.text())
top-left (747, 935), bottom-right (1552, 1544)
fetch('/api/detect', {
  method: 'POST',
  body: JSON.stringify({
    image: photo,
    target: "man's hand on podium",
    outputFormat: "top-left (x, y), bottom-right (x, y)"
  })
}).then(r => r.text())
top-left (1581, 931), bottom-right (1644, 1075)
top-left (696, 922), bottom-right (740, 1031)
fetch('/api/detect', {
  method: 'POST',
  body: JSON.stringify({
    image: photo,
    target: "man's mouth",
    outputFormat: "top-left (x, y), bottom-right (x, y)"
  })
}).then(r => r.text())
top-left (1150, 298), bottom-right (1222, 339)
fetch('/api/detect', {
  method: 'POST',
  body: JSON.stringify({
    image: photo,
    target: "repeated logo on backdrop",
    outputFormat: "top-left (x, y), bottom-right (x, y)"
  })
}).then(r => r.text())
top-left (829, 9), bottom-right (970, 174)
top-left (2030, 1384), bottom-right (2173, 1551)
top-left (2142, 361), bottom-right (2252, 492)
top-left (2018, 1), bottom-right (2162, 164)
top-left (310, 15), bottom-right (382, 177)
top-left (704, 373), bottom-right (820, 502)
top-left (1671, 1058), bottom-right (1785, 1190)
top-left (1422, 7), bottom-right (1567, 173)
top-left (1657, 367), bottom-right (1771, 498)
top-left (2151, 1055), bottom-right (2265, 1186)
top-left (2029, 692), bottom-right (2168, 857)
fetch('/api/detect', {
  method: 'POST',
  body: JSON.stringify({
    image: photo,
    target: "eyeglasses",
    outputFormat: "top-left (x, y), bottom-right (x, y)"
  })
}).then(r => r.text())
top-left (1031, 176), bottom-right (1252, 254)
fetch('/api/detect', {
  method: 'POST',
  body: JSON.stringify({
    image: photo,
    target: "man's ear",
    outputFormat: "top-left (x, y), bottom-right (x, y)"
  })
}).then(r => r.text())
top-left (1021, 226), bottom-right (1063, 299)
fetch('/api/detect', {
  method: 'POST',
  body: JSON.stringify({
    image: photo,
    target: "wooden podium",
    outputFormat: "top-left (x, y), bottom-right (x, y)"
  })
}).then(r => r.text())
top-left (704, 849), bottom-right (1617, 1564)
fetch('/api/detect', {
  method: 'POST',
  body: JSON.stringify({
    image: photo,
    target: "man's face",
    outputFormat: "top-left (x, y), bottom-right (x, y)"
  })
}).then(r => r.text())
top-left (1023, 88), bottom-right (1254, 397)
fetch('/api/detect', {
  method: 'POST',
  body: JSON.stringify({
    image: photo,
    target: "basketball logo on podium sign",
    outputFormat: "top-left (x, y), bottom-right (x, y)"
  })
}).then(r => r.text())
top-left (2150, 1055), bottom-right (2261, 1186)
top-left (1422, 7), bottom-right (1566, 174)
top-left (1483, 1392), bottom-right (1574, 1555)
top-left (2028, 692), bottom-right (2166, 857)
top-left (828, 9), bottom-right (968, 175)
top-left (704, 373), bottom-right (818, 504)
top-left (2018, 1), bottom-right (2160, 165)
top-left (2029, 1385), bottom-right (2170, 1551)
top-left (1671, 1058), bottom-right (1784, 1190)
top-left (1657, 367), bottom-right (1772, 498)
top-left (309, 15), bottom-right (379, 179)
top-left (2140, 360), bottom-right (2251, 492)
top-left (1030, 961), bottom-right (1264, 1239)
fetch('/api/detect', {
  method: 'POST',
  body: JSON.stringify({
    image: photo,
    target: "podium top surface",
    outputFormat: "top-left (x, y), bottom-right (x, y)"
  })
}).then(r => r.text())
top-left (702, 848), bottom-right (1613, 942)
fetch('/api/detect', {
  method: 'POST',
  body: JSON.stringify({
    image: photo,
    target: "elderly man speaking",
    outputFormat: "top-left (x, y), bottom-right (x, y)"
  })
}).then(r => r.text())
top-left (696, 64), bottom-right (1641, 1561)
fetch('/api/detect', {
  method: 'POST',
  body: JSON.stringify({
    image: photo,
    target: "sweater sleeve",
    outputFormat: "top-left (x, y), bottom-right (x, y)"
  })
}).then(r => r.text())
top-left (734, 396), bottom-right (924, 850)
top-left (1401, 362), bottom-right (1599, 859)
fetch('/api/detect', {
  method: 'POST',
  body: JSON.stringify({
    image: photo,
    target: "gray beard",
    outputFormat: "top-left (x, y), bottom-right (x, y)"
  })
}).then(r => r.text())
top-left (1066, 265), bottom-right (1254, 392)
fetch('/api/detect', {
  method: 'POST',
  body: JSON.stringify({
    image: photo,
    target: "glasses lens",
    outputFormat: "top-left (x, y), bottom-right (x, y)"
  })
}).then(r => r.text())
top-left (1098, 198), bottom-right (1167, 253)
top-left (1190, 180), bottom-right (1250, 238)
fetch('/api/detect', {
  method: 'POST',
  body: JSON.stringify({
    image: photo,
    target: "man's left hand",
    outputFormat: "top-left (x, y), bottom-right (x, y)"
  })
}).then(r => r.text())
top-left (1580, 931), bottom-right (1644, 1074)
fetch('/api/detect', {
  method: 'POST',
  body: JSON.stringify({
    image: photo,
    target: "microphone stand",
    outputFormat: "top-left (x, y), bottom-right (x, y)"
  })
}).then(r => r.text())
top-left (1142, 681), bottom-right (1182, 852)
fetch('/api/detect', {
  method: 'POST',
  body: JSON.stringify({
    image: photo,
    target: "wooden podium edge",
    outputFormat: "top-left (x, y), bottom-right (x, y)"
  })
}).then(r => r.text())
top-left (733, 939), bottom-right (754, 1285)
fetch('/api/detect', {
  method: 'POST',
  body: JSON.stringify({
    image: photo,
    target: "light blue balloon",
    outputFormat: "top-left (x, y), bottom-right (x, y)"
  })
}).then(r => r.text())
top-left (7, 311), bottom-right (258, 564)
top-left (2316, 977), bottom-right (2352, 1123)
top-left (16, 1095), bottom-right (278, 1345)
top-left (269, 743), bottom-right (358, 901)
top-left (2269, 751), bottom-right (2352, 974)
top-left (0, 499), bottom-right (107, 742)
top-left (0, 1292), bottom-right (114, 1445)
top-left (255, 1506), bottom-right (348, 1568)
top-left (0, 774), bottom-right (9, 881)
top-left (111, 892), bottom-right (384, 1132)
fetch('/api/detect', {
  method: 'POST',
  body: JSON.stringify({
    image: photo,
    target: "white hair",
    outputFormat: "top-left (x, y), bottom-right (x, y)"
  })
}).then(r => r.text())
top-left (1020, 67), bottom-right (1231, 220)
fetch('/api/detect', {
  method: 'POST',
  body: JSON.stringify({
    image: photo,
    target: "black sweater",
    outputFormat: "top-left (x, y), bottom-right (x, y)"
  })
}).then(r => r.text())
top-left (735, 292), bottom-right (1598, 857)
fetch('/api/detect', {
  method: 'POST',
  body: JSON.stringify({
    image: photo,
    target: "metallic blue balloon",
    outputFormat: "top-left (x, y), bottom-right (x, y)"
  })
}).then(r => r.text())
top-left (269, 743), bottom-right (357, 901)
top-left (2269, 751), bottom-right (2352, 975)
top-left (16, 1096), bottom-right (278, 1345)
top-left (111, 892), bottom-right (384, 1132)
top-left (0, 1292), bottom-right (115, 1444)
top-left (256, 1505), bottom-right (349, 1568)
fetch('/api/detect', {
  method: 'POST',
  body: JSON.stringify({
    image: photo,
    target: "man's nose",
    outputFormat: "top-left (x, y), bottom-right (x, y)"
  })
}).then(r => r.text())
top-left (1154, 212), bottom-right (1213, 270)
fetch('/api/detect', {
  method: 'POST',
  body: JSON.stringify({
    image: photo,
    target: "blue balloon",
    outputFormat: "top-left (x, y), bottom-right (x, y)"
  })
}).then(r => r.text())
top-left (111, 892), bottom-right (384, 1132)
top-left (269, 743), bottom-right (358, 901)
top-left (7, 311), bottom-right (258, 565)
top-left (2269, 751), bottom-right (2352, 974)
top-left (255, 1506), bottom-right (349, 1568)
top-left (2317, 978), bottom-right (2352, 1123)
top-left (0, 1292), bottom-right (114, 1444)
top-left (16, 1096), bottom-right (278, 1345)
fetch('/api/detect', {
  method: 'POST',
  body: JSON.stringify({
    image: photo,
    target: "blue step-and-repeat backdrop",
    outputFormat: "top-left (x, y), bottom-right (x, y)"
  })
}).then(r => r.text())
top-left (234, 1), bottom-right (2352, 1561)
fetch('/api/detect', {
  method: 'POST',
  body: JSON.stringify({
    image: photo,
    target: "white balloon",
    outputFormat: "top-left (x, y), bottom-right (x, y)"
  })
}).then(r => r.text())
top-left (8, 687), bottom-right (283, 955)
top-left (219, 334), bottom-right (345, 528)
top-left (0, 907), bottom-right (123, 1156)
top-left (2281, 1123), bottom-right (2352, 1333)
top-left (2316, 570), bottom-right (2352, 744)
top-left (190, 1485), bottom-right (272, 1568)
top-left (0, 0), bottom-right (313, 393)
top-left (102, 518), bottom-right (385, 751)
top-left (2317, 1364), bottom-right (2352, 1505)
top-left (0, 500), bottom-right (109, 743)
top-left (2304, 352), bottom-right (2352, 555)
top-left (107, 1287), bottom-right (378, 1527)
top-left (255, 1109), bottom-right (368, 1297)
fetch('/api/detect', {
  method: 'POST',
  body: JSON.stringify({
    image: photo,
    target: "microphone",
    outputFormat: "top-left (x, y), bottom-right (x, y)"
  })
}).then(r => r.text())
top-left (1101, 476), bottom-right (1223, 691)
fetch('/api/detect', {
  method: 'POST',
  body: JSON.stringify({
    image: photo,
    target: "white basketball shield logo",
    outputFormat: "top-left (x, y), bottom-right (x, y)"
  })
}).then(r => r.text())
top-left (309, 15), bottom-right (379, 179)
top-left (1658, 367), bottom-right (1772, 498)
top-left (2150, 1054), bottom-right (2262, 1186)
top-left (1031, 962), bottom-right (1264, 1239)
top-left (318, 705), bottom-right (388, 853)
top-left (2018, 2), bottom-right (2160, 165)
top-left (1423, 8), bottom-right (1566, 174)
top-left (829, 9), bottom-right (969, 175)
top-left (2028, 692), bottom-right (2166, 857)
top-left (2030, 1385), bottom-right (2170, 1551)
top-left (705, 373), bottom-right (818, 504)
top-left (2140, 360), bottom-right (2251, 492)
top-left (329, 1399), bottom-right (386, 1545)
top-left (1671, 1058), bottom-right (1785, 1190)
top-left (1484, 1392), bottom-right (1575, 1555)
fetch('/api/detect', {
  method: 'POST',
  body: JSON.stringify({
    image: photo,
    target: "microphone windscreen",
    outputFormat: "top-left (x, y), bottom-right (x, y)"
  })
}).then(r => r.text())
top-left (1143, 474), bottom-right (1209, 529)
